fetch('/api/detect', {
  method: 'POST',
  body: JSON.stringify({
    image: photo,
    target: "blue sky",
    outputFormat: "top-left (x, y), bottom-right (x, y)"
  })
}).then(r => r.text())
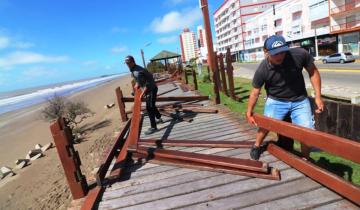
top-left (0, 0), bottom-right (218, 92)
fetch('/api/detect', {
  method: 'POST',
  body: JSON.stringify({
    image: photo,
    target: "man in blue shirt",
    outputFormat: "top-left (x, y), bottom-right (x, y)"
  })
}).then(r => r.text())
top-left (125, 55), bottom-right (162, 135)
top-left (246, 35), bottom-right (324, 160)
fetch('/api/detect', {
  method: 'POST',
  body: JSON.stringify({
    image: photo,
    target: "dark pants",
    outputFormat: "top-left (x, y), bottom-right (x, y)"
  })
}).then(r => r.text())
top-left (146, 87), bottom-right (161, 129)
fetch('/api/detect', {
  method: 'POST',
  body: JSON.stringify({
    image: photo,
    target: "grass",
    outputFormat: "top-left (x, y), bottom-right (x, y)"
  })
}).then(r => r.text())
top-left (188, 66), bottom-right (360, 186)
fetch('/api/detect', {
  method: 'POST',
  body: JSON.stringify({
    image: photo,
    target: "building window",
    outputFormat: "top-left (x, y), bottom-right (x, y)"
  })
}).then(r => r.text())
top-left (275, 31), bottom-right (283, 36)
top-left (292, 11), bottom-right (302, 21)
top-left (255, 37), bottom-right (260, 43)
top-left (262, 35), bottom-right (268, 41)
top-left (248, 31), bottom-right (252, 36)
top-left (275, 19), bottom-right (282, 27)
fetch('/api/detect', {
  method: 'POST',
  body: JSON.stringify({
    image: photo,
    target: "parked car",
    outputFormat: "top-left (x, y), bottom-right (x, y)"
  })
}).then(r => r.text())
top-left (322, 52), bottom-right (355, 64)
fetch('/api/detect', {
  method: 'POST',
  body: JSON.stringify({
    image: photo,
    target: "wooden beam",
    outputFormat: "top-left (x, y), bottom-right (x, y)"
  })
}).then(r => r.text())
top-left (218, 53), bottom-right (228, 96)
top-left (136, 146), bottom-right (268, 172)
top-left (127, 88), bottom-right (142, 149)
top-left (139, 139), bottom-right (254, 148)
top-left (157, 87), bottom-right (178, 97)
top-left (226, 48), bottom-right (236, 100)
top-left (95, 119), bottom-right (131, 186)
top-left (192, 68), bottom-right (198, 90)
top-left (254, 114), bottom-right (360, 165)
top-left (115, 87), bottom-right (128, 122)
top-left (132, 152), bottom-right (280, 180)
top-left (80, 186), bottom-right (104, 210)
top-left (267, 143), bottom-right (360, 205)
top-left (122, 95), bottom-right (209, 102)
top-left (159, 110), bottom-right (193, 122)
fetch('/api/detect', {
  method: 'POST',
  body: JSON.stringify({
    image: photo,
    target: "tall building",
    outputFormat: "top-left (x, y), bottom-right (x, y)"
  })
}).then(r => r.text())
top-left (213, 0), bottom-right (285, 61)
top-left (197, 25), bottom-right (208, 63)
top-left (179, 28), bottom-right (198, 63)
top-left (329, 0), bottom-right (360, 56)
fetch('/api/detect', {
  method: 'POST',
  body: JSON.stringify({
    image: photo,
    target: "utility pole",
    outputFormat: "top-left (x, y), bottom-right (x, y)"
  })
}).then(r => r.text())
top-left (200, 0), bottom-right (220, 104)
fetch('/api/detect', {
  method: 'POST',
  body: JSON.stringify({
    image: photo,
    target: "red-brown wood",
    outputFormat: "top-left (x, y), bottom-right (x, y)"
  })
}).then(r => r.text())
top-left (218, 53), bottom-right (228, 96)
top-left (267, 143), bottom-right (360, 205)
top-left (95, 119), bottom-right (131, 185)
top-left (50, 119), bottom-right (88, 199)
top-left (139, 139), bottom-right (254, 148)
top-left (122, 95), bottom-right (209, 102)
top-left (115, 87), bottom-right (128, 122)
top-left (254, 114), bottom-right (360, 164)
top-left (136, 146), bottom-right (268, 172)
top-left (226, 48), bottom-right (236, 100)
top-left (157, 87), bottom-right (178, 96)
top-left (127, 88), bottom-right (142, 149)
top-left (132, 152), bottom-right (280, 180)
top-left (80, 186), bottom-right (104, 210)
top-left (192, 68), bottom-right (198, 90)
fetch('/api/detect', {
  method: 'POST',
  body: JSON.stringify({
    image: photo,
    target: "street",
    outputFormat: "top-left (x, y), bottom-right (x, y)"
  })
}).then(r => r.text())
top-left (233, 62), bottom-right (360, 99)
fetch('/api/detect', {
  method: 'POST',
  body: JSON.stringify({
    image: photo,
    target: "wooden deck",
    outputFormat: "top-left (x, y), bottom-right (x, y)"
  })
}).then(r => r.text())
top-left (97, 82), bottom-right (358, 210)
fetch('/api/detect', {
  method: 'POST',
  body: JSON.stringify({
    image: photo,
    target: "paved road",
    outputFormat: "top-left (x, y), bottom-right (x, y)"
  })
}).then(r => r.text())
top-left (233, 63), bottom-right (360, 99)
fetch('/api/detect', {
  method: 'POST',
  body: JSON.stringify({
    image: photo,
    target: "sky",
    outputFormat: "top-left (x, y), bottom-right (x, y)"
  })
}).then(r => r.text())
top-left (0, 0), bottom-right (219, 92)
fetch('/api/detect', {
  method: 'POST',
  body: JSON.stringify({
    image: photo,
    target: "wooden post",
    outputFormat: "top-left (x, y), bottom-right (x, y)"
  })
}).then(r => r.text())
top-left (50, 118), bottom-right (88, 199)
top-left (115, 87), bottom-right (128, 122)
top-left (226, 48), bottom-right (236, 100)
top-left (192, 68), bottom-right (198, 90)
top-left (184, 69), bottom-right (189, 84)
top-left (212, 51), bottom-right (221, 104)
top-left (200, 0), bottom-right (220, 104)
top-left (218, 53), bottom-right (228, 96)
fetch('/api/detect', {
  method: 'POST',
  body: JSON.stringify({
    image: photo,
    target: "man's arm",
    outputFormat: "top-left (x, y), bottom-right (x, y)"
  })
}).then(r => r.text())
top-left (305, 64), bottom-right (324, 113)
top-left (246, 87), bottom-right (261, 125)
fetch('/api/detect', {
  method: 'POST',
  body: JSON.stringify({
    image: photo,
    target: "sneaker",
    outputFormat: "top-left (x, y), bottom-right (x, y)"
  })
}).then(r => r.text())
top-left (144, 128), bottom-right (158, 135)
top-left (156, 118), bottom-right (164, 124)
top-left (250, 146), bottom-right (261, 160)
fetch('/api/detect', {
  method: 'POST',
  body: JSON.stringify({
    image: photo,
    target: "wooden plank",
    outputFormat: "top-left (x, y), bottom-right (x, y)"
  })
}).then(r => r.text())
top-left (122, 95), bottom-right (209, 102)
top-left (192, 68), bottom-right (198, 90)
top-left (100, 168), bottom-right (302, 210)
top-left (313, 200), bottom-right (359, 209)
top-left (115, 87), bottom-right (128, 122)
top-left (81, 186), bottom-right (104, 210)
top-left (157, 87), bottom-right (178, 97)
top-left (181, 178), bottom-right (322, 210)
top-left (226, 48), bottom-right (236, 100)
top-left (218, 53), bottom-right (228, 95)
top-left (95, 119), bottom-right (131, 185)
top-left (242, 188), bottom-right (344, 210)
top-left (127, 88), bottom-right (142, 149)
top-left (134, 153), bottom-right (280, 180)
top-left (254, 114), bottom-right (360, 164)
top-left (138, 139), bottom-right (254, 148)
top-left (136, 146), bottom-right (269, 173)
top-left (267, 143), bottom-right (360, 206)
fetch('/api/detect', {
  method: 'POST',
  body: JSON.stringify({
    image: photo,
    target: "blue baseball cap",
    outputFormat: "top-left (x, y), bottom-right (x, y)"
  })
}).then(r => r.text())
top-left (265, 35), bottom-right (289, 55)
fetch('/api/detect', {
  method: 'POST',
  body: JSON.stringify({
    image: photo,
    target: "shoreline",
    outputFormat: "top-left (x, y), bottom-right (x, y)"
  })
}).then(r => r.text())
top-left (0, 73), bottom-right (133, 209)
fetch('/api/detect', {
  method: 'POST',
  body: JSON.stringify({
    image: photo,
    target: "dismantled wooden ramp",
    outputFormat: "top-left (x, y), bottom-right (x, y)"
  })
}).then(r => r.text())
top-left (85, 81), bottom-right (359, 210)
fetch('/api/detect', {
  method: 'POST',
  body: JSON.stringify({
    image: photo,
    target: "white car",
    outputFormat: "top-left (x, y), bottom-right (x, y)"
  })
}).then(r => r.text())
top-left (322, 52), bottom-right (355, 64)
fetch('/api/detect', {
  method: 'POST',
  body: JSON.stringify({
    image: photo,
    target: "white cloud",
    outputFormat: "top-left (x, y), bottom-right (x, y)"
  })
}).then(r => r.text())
top-left (111, 45), bottom-right (128, 54)
top-left (0, 51), bottom-right (68, 68)
top-left (150, 7), bottom-right (202, 33)
top-left (158, 36), bottom-right (178, 44)
top-left (0, 36), bottom-right (10, 49)
top-left (164, 0), bottom-right (189, 6)
top-left (22, 66), bottom-right (57, 78)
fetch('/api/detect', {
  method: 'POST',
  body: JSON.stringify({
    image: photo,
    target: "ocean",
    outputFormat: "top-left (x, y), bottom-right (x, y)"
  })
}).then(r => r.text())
top-left (0, 74), bottom-right (127, 115)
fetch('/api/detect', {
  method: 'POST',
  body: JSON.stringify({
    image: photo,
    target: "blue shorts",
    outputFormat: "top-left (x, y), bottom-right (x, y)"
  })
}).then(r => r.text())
top-left (264, 97), bottom-right (314, 129)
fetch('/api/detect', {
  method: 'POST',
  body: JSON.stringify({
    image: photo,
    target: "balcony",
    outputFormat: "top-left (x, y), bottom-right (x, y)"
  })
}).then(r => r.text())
top-left (330, 0), bottom-right (360, 16)
top-left (331, 19), bottom-right (360, 33)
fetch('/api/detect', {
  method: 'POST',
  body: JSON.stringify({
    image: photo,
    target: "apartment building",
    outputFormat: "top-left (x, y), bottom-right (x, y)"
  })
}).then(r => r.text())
top-left (213, 0), bottom-right (285, 60)
top-left (179, 28), bottom-right (198, 63)
top-left (197, 25), bottom-right (208, 63)
top-left (329, 0), bottom-right (360, 56)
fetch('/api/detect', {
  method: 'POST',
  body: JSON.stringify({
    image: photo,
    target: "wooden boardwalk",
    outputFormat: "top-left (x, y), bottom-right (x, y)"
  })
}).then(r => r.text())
top-left (97, 82), bottom-right (358, 210)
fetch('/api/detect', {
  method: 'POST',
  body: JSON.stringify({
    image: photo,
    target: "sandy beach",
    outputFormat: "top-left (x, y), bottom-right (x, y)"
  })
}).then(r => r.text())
top-left (0, 74), bottom-right (133, 209)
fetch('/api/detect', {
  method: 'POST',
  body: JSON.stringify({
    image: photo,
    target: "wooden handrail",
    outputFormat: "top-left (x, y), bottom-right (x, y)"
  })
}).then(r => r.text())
top-left (253, 114), bottom-right (360, 165)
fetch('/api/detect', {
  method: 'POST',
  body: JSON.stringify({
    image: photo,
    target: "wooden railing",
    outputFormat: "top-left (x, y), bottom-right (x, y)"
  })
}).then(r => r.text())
top-left (254, 114), bottom-right (360, 205)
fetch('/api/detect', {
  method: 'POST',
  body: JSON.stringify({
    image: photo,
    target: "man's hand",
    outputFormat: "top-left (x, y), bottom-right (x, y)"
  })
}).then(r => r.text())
top-left (246, 112), bottom-right (257, 126)
top-left (315, 97), bottom-right (324, 113)
top-left (134, 83), bottom-right (139, 89)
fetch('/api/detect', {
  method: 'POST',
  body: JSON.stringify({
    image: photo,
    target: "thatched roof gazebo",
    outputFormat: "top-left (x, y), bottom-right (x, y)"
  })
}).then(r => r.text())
top-left (150, 50), bottom-right (181, 72)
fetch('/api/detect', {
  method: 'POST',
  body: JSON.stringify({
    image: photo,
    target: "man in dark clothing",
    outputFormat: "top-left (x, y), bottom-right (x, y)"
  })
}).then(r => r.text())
top-left (125, 55), bottom-right (162, 135)
top-left (246, 35), bottom-right (324, 160)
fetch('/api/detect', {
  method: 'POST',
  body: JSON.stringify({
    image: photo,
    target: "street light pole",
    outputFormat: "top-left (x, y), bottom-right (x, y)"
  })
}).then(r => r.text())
top-left (140, 42), bottom-right (152, 68)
